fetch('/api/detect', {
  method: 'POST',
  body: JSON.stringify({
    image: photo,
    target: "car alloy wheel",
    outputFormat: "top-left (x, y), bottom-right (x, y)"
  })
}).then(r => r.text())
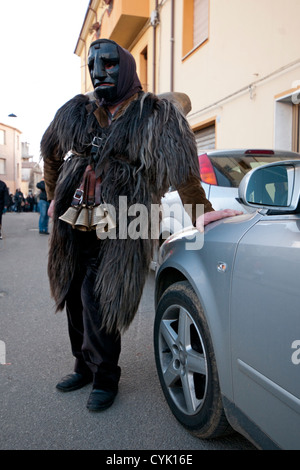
top-left (154, 281), bottom-right (231, 438)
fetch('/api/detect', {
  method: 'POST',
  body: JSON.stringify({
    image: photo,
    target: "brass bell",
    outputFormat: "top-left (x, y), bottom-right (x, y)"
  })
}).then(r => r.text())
top-left (96, 205), bottom-right (107, 217)
top-left (90, 205), bottom-right (104, 229)
top-left (96, 208), bottom-right (109, 234)
top-left (74, 206), bottom-right (91, 231)
top-left (95, 205), bottom-right (117, 237)
top-left (59, 206), bottom-right (80, 227)
top-left (96, 223), bottom-right (106, 236)
top-left (106, 212), bottom-right (117, 231)
top-left (93, 204), bottom-right (109, 232)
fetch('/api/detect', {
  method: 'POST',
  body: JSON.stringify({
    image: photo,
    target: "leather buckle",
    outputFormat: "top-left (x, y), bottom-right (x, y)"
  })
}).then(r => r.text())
top-left (72, 188), bottom-right (84, 205)
top-left (92, 136), bottom-right (103, 148)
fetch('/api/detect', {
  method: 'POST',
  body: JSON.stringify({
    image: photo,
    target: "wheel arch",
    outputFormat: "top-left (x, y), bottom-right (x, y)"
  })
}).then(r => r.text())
top-left (155, 260), bottom-right (234, 402)
top-left (155, 266), bottom-right (188, 309)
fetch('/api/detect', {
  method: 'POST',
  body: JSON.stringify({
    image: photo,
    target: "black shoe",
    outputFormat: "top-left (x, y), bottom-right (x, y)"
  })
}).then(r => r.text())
top-left (86, 389), bottom-right (117, 411)
top-left (56, 372), bottom-right (92, 392)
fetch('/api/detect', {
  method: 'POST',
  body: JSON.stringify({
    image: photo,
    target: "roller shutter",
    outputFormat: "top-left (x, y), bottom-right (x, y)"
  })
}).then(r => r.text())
top-left (194, 124), bottom-right (215, 151)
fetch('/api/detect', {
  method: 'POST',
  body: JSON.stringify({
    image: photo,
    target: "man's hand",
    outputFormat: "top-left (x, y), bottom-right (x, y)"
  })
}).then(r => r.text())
top-left (48, 200), bottom-right (55, 218)
top-left (196, 209), bottom-right (243, 233)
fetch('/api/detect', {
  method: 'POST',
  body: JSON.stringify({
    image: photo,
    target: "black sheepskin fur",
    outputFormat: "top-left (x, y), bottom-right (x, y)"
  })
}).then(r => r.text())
top-left (40, 92), bottom-right (200, 333)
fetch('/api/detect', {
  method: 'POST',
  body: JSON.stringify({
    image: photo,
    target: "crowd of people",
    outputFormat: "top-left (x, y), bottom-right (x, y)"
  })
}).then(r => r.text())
top-left (4, 188), bottom-right (39, 213)
top-left (0, 179), bottom-right (50, 238)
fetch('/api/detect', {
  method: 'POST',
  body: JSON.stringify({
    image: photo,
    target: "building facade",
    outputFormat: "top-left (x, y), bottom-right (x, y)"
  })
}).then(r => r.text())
top-left (0, 122), bottom-right (22, 194)
top-left (21, 142), bottom-right (43, 197)
top-left (75, 0), bottom-right (300, 153)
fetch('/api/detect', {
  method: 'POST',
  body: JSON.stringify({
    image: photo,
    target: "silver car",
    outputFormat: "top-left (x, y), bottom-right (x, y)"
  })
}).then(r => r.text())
top-left (154, 159), bottom-right (300, 450)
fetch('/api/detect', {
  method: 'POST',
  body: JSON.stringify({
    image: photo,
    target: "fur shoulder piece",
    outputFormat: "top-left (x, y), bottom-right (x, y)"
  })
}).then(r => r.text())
top-left (40, 94), bottom-right (99, 160)
top-left (97, 92), bottom-right (199, 194)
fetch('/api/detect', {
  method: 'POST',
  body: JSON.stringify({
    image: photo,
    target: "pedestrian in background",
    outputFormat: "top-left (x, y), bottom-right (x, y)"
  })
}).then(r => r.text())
top-left (14, 188), bottom-right (24, 212)
top-left (25, 192), bottom-right (35, 212)
top-left (6, 193), bottom-right (14, 212)
top-left (0, 179), bottom-right (9, 239)
top-left (36, 179), bottom-right (50, 235)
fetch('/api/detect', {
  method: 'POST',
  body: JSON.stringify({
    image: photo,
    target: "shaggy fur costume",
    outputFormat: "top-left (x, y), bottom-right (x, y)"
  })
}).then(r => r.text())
top-left (41, 91), bottom-right (203, 333)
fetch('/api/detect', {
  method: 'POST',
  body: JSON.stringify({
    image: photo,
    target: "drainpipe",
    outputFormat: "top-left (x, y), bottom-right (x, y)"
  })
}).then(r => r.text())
top-left (76, 4), bottom-right (98, 94)
top-left (88, 6), bottom-right (98, 22)
top-left (84, 40), bottom-right (87, 92)
top-left (151, 1), bottom-right (159, 93)
top-left (85, 5), bottom-right (98, 91)
top-left (170, 0), bottom-right (175, 92)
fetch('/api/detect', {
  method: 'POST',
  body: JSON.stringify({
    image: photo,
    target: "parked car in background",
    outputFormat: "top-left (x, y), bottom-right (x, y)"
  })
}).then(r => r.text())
top-left (196, 148), bottom-right (300, 210)
top-left (154, 159), bottom-right (300, 450)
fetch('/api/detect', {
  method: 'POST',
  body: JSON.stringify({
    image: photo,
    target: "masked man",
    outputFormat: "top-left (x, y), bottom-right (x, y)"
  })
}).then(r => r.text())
top-left (41, 39), bottom-right (240, 412)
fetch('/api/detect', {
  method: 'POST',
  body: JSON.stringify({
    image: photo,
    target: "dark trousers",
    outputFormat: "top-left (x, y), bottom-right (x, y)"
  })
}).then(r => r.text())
top-left (65, 234), bottom-right (121, 391)
top-left (0, 206), bottom-right (3, 226)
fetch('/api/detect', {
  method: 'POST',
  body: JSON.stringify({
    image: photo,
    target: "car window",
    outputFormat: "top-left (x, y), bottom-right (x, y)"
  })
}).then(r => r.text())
top-left (246, 165), bottom-right (291, 206)
top-left (210, 155), bottom-right (299, 188)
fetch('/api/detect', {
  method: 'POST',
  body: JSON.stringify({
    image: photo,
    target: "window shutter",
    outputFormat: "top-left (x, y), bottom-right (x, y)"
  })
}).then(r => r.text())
top-left (193, 0), bottom-right (209, 47)
top-left (194, 125), bottom-right (215, 151)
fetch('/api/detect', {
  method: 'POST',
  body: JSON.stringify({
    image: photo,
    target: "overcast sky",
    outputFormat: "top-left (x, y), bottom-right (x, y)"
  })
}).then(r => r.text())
top-left (0, 0), bottom-right (89, 161)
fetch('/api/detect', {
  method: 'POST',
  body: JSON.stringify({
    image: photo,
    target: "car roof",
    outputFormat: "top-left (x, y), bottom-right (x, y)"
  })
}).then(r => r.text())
top-left (199, 149), bottom-right (300, 158)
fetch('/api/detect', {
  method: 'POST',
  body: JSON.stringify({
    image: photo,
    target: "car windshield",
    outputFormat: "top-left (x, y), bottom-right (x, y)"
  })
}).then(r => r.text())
top-left (210, 153), bottom-right (300, 187)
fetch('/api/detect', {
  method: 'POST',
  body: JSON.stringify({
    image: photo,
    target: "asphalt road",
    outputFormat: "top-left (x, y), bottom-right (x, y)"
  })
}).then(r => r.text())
top-left (0, 212), bottom-right (255, 451)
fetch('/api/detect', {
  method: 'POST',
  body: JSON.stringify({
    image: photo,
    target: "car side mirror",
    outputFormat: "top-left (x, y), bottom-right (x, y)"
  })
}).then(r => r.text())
top-left (238, 160), bottom-right (300, 212)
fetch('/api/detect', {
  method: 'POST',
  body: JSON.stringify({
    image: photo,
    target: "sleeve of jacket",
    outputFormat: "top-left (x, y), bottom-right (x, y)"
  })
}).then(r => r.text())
top-left (42, 149), bottom-right (62, 201)
top-left (176, 174), bottom-right (214, 223)
top-left (40, 118), bottom-right (66, 201)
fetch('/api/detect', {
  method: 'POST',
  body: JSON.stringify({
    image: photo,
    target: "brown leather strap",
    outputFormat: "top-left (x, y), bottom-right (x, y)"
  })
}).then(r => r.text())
top-left (71, 165), bottom-right (101, 207)
top-left (86, 169), bottom-right (96, 206)
top-left (95, 177), bottom-right (101, 205)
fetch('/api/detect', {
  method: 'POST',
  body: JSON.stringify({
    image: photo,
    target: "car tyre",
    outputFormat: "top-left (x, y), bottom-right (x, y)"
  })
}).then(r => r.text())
top-left (154, 281), bottom-right (232, 439)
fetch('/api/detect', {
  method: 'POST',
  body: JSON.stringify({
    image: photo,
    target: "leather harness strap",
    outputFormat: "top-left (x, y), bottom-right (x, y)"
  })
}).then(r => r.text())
top-left (71, 164), bottom-right (101, 207)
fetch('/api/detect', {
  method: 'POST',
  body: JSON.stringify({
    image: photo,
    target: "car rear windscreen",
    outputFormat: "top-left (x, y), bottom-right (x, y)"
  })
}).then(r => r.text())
top-left (210, 154), bottom-right (300, 187)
